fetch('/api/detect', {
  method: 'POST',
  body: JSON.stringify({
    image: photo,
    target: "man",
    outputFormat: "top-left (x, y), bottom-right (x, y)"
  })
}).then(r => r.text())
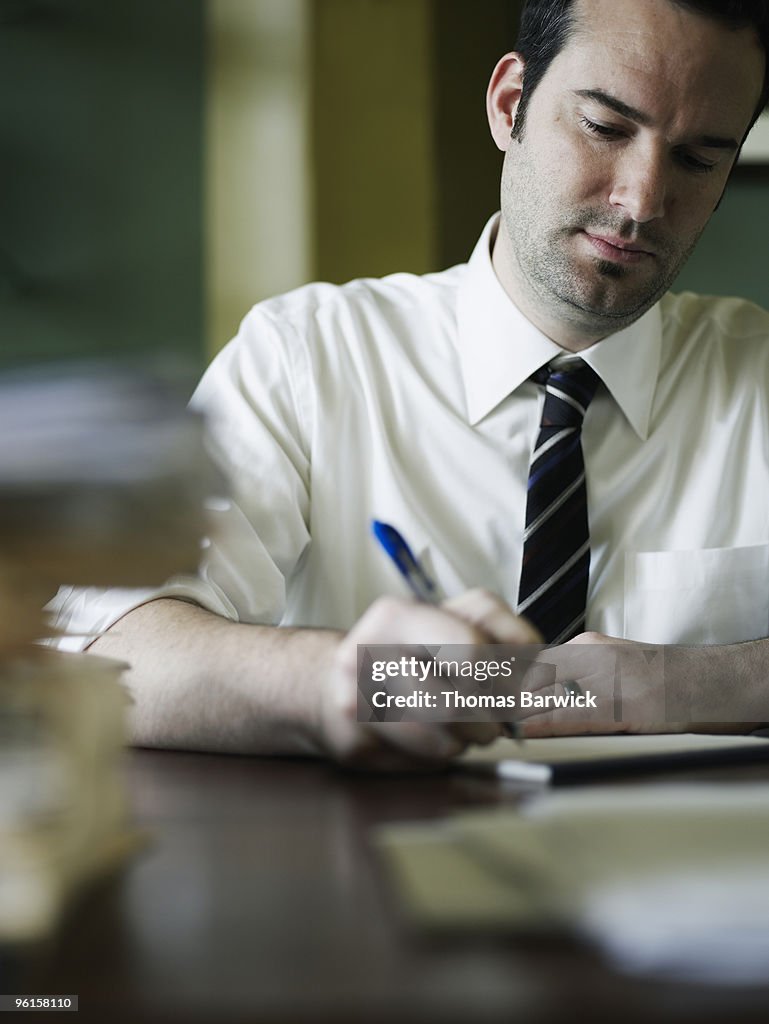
top-left (51, 0), bottom-right (769, 766)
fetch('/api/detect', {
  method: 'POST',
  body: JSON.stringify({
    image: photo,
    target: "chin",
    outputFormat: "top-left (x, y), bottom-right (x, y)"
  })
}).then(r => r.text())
top-left (558, 286), bottom-right (657, 326)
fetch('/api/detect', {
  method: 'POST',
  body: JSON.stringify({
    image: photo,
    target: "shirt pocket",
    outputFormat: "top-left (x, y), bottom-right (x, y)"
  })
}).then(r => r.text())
top-left (623, 544), bottom-right (769, 644)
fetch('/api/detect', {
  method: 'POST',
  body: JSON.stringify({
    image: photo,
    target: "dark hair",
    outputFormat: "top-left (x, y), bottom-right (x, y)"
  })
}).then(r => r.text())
top-left (511, 0), bottom-right (769, 141)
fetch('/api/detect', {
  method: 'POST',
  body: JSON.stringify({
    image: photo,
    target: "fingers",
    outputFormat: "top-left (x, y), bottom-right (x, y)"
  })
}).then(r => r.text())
top-left (330, 724), bottom-right (460, 773)
top-left (366, 721), bottom-right (466, 762)
top-left (329, 719), bottom-right (470, 771)
top-left (327, 689), bottom-right (504, 768)
top-left (340, 719), bottom-right (503, 771)
top-left (520, 715), bottom-right (626, 738)
top-left (515, 636), bottom-right (669, 735)
top-left (448, 720), bottom-right (506, 746)
top-left (514, 678), bottom-right (621, 737)
top-left (340, 595), bottom-right (496, 667)
top-left (522, 635), bottom-right (613, 693)
top-left (443, 589), bottom-right (542, 644)
top-left (325, 593), bottom-right (533, 770)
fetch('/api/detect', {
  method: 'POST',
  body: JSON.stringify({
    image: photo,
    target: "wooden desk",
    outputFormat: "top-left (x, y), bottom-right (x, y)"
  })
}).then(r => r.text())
top-left (14, 751), bottom-right (769, 1023)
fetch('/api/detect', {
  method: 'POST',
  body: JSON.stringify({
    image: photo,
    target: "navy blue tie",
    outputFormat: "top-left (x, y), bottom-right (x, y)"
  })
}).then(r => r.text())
top-left (516, 360), bottom-right (600, 644)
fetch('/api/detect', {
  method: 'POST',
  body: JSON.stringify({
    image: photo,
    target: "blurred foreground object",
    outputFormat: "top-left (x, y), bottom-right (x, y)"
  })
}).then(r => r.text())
top-left (377, 780), bottom-right (769, 985)
top-left (0, 361), bottom-right (216, 941)
top-left (0, 362), bottom-right (213, 649)
top-left (0, 651), bottom-right (133, 942)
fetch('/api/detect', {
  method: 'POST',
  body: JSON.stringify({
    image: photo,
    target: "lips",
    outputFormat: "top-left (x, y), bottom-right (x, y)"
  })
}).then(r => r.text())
top-left (582, 231), bottom-right (654, 262)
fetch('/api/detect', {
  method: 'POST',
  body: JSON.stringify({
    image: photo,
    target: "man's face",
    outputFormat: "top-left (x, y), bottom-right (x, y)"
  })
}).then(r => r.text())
top-left (492, 0), bottom-right (765, 347)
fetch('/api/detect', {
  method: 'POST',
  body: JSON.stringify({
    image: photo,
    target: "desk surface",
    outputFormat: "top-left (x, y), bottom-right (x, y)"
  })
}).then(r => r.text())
top-left (16, 750), bottom-right (769, 1024)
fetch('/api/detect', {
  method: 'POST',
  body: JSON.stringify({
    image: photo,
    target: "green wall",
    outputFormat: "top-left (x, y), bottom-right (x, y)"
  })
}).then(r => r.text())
top-left (0, 0), bottom-right (205, 370)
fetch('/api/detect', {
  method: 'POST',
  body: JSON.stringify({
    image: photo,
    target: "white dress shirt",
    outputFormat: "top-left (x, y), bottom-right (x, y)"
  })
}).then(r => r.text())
top-left (49, 215), bottom-right (769, 648)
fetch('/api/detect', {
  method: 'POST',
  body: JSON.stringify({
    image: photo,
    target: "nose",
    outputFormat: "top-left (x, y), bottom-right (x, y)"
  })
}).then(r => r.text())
top-left (608, 145), bottom-right (667, 224)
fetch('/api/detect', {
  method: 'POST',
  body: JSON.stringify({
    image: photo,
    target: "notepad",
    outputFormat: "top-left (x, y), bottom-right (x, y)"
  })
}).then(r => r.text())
top-left (460, 732), bottom-right (769, 784)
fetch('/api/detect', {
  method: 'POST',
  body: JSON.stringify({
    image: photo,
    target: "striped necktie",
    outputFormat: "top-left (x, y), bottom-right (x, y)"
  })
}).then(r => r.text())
top-left (516, 359), bottom-right (600, 644)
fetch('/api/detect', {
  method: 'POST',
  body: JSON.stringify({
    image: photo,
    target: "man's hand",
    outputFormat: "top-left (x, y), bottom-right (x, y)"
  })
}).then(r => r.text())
top-left (517, 632), bottom-right (683, 737)
top-left (86, 598), bottom-right (764, 757)
top-left (517, 631), bottom-right (767, 737)
top-left (321, 590), bottom-right (540, 770)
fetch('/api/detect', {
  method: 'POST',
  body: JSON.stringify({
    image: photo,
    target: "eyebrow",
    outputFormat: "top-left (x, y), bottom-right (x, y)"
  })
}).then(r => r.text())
top-left (573, 88), bottom-right (740, 151)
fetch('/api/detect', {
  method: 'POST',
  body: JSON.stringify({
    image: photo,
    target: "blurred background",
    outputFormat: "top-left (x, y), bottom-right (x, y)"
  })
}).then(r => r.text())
top-left (2, 0), bottom-right (767, 372)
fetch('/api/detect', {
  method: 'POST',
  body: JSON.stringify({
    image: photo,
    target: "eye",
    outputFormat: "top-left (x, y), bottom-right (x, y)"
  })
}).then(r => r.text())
top-left (579, 115), bottom-right (623, 139)
top-left (677, 150), bottom-right (718, 174)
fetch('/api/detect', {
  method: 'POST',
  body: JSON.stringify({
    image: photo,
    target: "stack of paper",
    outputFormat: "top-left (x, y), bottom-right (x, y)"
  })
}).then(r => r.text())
top-left (0, 651), bottom-right (135, 941)
top-left (377, 737), bottom-right (769, 984)
top-left (0, 361), bottom-right (215, 942)
top-left (0, 361), bottom-right (215, 600)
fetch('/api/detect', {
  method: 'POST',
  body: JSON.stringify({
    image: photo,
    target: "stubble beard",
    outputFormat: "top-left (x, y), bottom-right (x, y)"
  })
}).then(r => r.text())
top-left (500, 153), bottom-right (701, 337)
top-left (519, 226), bottom-right (667, 328)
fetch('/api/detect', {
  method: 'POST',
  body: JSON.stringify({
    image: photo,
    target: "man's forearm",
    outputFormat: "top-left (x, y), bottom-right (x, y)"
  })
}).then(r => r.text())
top-left (88, 598), bottom-right (341, 755)
top-left (85, 590), bottom-right (537, 766)
top-left (670, 638), bottom-right (769, 726)
top-left (521, 632), bottom-right (769, 737)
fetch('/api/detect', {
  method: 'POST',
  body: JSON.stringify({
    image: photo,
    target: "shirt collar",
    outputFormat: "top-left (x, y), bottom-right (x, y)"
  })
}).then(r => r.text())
top-left (456, 213), bottom-right (661, 440)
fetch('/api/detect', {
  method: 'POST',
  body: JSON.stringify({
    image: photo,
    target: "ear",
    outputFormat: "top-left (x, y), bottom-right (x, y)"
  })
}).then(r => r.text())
top-left (486, 53), bottom-right (526, 151)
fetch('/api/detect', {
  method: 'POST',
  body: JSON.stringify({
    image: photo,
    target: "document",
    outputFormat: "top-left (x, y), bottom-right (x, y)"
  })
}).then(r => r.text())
top-left (377, 736), bottom-right (769, 983)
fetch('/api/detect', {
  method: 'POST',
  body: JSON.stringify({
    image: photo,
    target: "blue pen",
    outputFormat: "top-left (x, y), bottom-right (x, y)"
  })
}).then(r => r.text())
top-left (371, 520), bottom-right (439, 603)
top-left (371, 519), bottom-right (523, 744)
